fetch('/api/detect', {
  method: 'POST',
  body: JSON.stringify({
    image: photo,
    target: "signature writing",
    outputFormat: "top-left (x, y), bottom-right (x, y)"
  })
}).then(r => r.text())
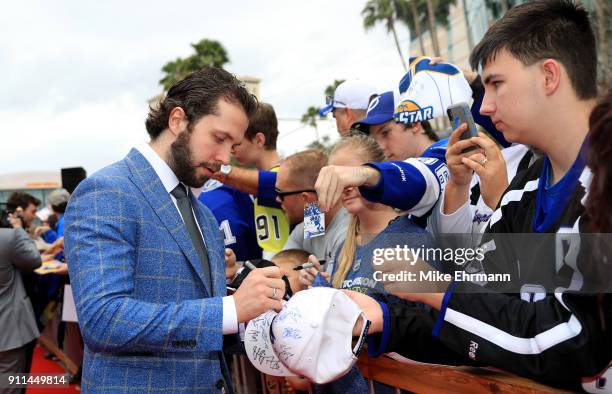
top-left (276, 308), bottom-right (301, 323)
top-left (276, 344), bottom-right (295, 362)
top-left (282, 327), bottom-right (302, 340)
top-left (252, 346), bottom-right (284, 370)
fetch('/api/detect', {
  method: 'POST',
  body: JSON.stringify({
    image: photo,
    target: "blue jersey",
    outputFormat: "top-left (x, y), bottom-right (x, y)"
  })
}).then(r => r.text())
top-left (199, 180), bottom-right (262, 261)
top-left (56, 214), bottom-right (65, 237)
top-left (42, 215), bottom-right (65, 261)
top-left (55, 215), bottom-right (65, 261)
top-left (360, 138), bottom-right (449, 222)
top-left (42, 229), bottom-right (58, 244)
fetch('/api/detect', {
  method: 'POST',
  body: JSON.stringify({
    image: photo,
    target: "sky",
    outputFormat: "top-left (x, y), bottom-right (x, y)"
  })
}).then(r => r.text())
top-left (1, 0), bottom-right (412, 176)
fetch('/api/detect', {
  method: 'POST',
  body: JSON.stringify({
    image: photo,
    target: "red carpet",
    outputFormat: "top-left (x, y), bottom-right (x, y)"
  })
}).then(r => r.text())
top-left (26, 345), bottom-right (79, 394)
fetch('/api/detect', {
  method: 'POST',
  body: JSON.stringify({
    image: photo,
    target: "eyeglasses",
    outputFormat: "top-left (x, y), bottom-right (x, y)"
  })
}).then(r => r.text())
top-left (275, 187), bottom-right (316, 202)
top-left (325, 95), bottom-right (347, 108)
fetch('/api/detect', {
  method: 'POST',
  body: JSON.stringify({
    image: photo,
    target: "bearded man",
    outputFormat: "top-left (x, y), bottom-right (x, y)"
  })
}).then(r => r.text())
top-left (64, 68), bottom-right (286, 393)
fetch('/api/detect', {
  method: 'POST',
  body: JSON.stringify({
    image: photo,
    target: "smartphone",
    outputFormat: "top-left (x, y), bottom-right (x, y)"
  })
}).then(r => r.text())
top-left (447, 102), bottom-right (478, 153)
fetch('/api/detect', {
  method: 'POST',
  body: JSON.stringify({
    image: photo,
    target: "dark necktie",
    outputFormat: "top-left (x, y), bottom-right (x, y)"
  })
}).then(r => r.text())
top-left (170, 184), bottom-right (212, 289)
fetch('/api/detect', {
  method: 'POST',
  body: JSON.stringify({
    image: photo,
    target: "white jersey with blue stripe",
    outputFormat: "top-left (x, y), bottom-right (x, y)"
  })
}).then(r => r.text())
top-left (359, 138), bottom-right (448, 218)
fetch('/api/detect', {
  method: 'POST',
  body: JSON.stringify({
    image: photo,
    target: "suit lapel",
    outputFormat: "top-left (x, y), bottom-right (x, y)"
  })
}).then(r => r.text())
top-left (124, 148), bottom-right (211, 296)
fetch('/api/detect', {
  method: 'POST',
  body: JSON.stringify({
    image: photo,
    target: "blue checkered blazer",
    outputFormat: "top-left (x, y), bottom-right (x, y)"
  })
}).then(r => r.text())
top-left (65, 148), bottom-right (230, 393)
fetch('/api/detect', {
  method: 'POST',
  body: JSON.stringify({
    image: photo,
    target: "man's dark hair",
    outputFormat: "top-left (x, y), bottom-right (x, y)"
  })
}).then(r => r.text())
top-left (47, 213), bottom-right (59, 229)
top-left (470, 0), bottom-right (597, 99)
top-left (145, 67), bottom-right (258, 140)
top-left (421, 120), bottom-right (439, 142)
top-left (6, 192), bottom-right (40, 212)
top-left (51, 202), bottom-right (67, 214)
top-left (403, 120), bottom-right (439, 142)
top-left (244, 102), bottom-right (279, 150)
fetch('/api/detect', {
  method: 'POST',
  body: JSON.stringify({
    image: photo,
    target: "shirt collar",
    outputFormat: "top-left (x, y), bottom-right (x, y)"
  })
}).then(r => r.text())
top-left (136, 143), bottom-right (180, 194)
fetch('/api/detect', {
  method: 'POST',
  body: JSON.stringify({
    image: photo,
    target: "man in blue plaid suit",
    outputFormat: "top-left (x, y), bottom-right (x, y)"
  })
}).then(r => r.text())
top-left (65, 68), bottom-right (286, 393)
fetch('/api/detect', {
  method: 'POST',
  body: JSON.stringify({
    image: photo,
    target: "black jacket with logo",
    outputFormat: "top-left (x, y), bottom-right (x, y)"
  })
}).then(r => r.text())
top-left (370, 158), bottom-right (611, 391)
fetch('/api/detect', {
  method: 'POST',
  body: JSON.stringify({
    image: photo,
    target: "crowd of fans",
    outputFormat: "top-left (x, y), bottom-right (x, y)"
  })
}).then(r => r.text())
top-left (0, 188), bottom-right (81, 393)
top-left (206, 1), bottom-right (611, 392)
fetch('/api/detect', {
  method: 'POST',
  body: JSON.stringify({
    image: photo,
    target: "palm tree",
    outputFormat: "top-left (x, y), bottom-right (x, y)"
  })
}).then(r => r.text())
top-left (406, 0), bottom-right (426, 55)
top-left (417, 0), bottom-right (457, 57)
top-left (301, 106), bottom-right (321, 130)
top-left (324, 79), bottom-right (346, 98)
top-left (499, 0), bottom-right (509, 14)
top-left (397, 0), bottom-right (457, 58)
top-left (425, 0), bottom-right (441, 56)
top-left (362, 0), bottom-right (409, 71)
top-left (300, 79), bottom-right (345, 141)
top-left (159, 39), bottom-right (229, 90)
top-left (301, 79), bottom-right (344, 124)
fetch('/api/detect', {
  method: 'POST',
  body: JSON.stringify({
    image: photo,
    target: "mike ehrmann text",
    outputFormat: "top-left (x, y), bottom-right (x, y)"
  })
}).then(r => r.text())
top-left (373, 270), bottom-right (511, 283)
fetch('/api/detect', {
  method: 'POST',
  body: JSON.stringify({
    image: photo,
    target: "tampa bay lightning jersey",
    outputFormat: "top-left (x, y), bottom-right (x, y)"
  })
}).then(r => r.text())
top-left (360, 138), bottom-right (448, 227)
top-left (199, 180), bottom-right (262, 261)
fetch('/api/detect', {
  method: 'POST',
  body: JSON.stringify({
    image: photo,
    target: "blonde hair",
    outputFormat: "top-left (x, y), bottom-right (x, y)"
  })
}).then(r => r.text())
top-left (330, 133), bottom-right (386, 288)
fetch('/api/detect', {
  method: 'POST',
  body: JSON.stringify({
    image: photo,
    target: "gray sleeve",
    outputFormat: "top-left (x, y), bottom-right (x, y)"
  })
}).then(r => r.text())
top-left (282, 224), bottom-right (304, 251)
top-left (10, 228), bottom-right (42, 272)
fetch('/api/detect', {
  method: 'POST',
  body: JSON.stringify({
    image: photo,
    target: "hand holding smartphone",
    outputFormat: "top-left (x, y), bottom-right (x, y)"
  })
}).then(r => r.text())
top-left (447, 102), bottom-right (478, 153)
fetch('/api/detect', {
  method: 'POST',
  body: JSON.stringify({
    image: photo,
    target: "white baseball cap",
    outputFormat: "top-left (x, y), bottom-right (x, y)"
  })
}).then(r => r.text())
top-left (394, 56), bottom-right (472, 124)
top-left (244, 287), bottom-right (370, 384)
top-left (319, 79), bottom-right (377, 116)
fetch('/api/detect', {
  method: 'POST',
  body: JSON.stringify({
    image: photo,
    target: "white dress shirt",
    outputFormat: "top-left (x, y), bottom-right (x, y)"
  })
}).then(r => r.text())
top-left (136, 143), bottom-right (238, 334)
